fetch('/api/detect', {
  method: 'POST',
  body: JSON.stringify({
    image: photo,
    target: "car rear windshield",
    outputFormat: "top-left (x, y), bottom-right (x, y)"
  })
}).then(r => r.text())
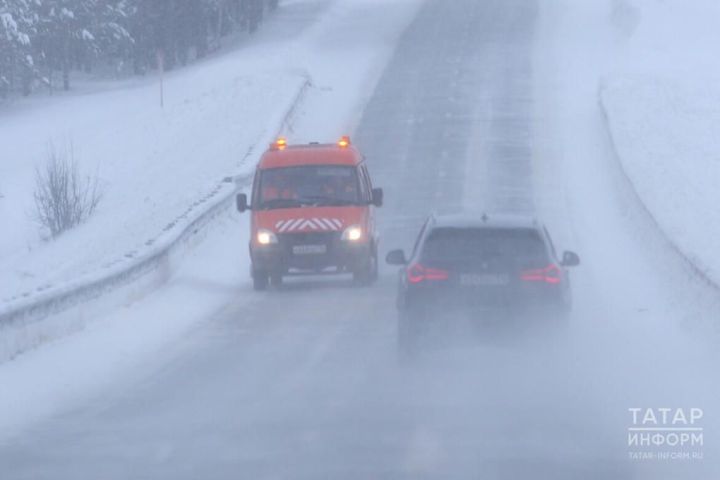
top-left (421, 227), bottom-right (548, 264)
top-left (254, 165), bottom-right (361, 209)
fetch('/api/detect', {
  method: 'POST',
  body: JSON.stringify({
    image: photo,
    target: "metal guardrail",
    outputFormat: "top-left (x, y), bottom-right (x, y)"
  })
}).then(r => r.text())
top-left (0, 76), bottom-right (311, 359)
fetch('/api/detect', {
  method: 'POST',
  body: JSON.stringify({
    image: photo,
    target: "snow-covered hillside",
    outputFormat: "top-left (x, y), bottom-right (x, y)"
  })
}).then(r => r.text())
top-left (0, 0), bottom-right (421, 307)
top-left (601, 0), bottom-right (720, 284)
top-left (0, 68), bottom-right (305, 304)
top-left (0, 0), bottom-right (424, 443)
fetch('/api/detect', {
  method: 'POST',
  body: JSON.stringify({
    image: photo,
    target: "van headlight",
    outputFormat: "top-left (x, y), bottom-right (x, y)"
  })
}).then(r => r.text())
top-left (257, 229), bottom-right (278, 245)
top-left (341, 225), bottom-right (363, 242)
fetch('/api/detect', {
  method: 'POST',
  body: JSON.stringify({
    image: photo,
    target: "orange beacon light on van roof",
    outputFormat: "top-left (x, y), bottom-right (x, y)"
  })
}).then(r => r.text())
top-left (337, 136), bottom-right (351, 148)
top-left (270, 136), bottom-right (288, 150)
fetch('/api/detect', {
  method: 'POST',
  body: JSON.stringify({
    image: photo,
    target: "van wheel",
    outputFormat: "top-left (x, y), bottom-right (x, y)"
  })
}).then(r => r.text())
top-left (270, 273), bottom-right (283, 288)
top-left (371, 249), bottom-right (379, 280)
top-left (253, 270), bottom-right (269, 291)
top-left (353, 250), bottom-right (377, 286)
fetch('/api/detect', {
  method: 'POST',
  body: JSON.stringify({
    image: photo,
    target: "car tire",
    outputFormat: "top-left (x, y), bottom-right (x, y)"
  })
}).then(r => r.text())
top-left (397, 309), bottom-right (421, 361)
top-left (270, 273), bottom-right (283, 288)
top-left (253, 270), bottom-right (269, 291)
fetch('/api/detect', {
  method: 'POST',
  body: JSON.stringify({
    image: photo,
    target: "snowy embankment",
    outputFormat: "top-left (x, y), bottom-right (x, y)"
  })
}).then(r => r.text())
top-left (0, 69), bottom-right (307, 307)
top-left (0, 0), bottom-right (422, 440)
top-left (0, 62), bottom-right (309, 360)
top-left (600, 0), bottom-right (720, 285)
top-left (0, 0), bottom-right (424, 361)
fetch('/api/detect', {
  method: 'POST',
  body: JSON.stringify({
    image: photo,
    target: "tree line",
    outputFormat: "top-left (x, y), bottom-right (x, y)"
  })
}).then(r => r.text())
top-left (0, 0), bottom-right (278, 98)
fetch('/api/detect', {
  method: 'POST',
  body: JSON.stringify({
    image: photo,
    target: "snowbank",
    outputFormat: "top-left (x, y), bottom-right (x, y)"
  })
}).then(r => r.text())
top-left (0, 74), bottom-right (309, 361)
top-left (601, 0), bottom-right (720, 285)
top-left (0, 0), bottom-right (423, 440)
top-left (0, 210), bottom-right (250, 441)
top-left (0, 0), bottom-right (424, 309)
top-left (0, 0), bottom-right (424, 360)
top-left (0, 69), bottom-right (307, 305)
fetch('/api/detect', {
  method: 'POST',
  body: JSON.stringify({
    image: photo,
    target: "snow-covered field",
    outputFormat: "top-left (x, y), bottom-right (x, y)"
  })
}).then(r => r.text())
top-left (0, 211), bottom-right (248, 440)
top-left (0, 0), bottom-right (422, 441)
top-left (0, 47), bottom-right (305, 307)
top-left (0, 0), bottom-right (421, 311)
top-left (1, 0), bottom-right (720, 476)
top-left (601, 0), bottom-right (720, 285)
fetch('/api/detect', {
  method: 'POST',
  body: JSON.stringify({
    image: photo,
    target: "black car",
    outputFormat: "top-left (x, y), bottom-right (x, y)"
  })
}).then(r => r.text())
top-left (386, 213), bottom-right (580, 351)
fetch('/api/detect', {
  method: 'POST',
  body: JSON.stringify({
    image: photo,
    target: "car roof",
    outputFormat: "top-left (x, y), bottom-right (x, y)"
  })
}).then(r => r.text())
top-left (429, 212), bottom-right (540, 230)
top-left (258, 143), bottom-right (362, 169)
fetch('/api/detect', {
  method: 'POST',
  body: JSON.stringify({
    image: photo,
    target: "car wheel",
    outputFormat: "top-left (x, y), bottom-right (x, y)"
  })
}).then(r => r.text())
top-left (270, 273), bottom-right (283, 288)
top-left (397, 309), bottom-right (421, 361)
top-left (253, 270), bottom-right (269, 291)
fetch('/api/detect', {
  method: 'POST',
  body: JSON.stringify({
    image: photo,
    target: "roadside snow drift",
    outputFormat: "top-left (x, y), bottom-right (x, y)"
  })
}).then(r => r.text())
top-left (0, 0), bottom-right (423, 440)
top-left (0, 0), bottom-right (424, 311)
top-left (601, 0), bottom-right (720, 285)
top-left (0, 69), bottom-right (307, 305)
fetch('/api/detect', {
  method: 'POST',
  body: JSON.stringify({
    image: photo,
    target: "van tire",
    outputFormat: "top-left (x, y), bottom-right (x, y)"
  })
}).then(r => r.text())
top-left (253, 270), bottom-right (269, 291)
top-left (353, 250), bottom-right (377, 286)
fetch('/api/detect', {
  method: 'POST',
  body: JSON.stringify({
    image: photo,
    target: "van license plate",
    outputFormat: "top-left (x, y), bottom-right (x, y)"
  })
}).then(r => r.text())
top-left (293, 244), bottom-right (327, 255)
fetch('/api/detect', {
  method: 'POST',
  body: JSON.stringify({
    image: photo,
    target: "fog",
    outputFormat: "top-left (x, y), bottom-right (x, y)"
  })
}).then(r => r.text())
top-left (1, 0), bottom-right (719, 478)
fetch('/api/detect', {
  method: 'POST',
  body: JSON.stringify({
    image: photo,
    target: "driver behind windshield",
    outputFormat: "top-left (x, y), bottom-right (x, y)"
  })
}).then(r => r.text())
top-left (261, 172), bottom-right (297, 201)
top-left (322, 174), bottom-right (358, 202)
top-left (259, 166), bottom-right (360, 207)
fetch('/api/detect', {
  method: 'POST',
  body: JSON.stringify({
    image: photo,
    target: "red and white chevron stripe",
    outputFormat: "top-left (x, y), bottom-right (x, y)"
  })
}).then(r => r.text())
top-left (275, 218), bottom-right (343, 233)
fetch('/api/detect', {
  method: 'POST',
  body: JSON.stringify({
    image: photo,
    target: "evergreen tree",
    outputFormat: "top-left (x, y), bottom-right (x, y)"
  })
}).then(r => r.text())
top-left (88, 0), bottom-right (134, 72)
top-left (0, 0), bottom-right (37, 96)
top-left (0, 0), bottom-right (280, 97)
top-left (33, 0), bottom-right (91, 91)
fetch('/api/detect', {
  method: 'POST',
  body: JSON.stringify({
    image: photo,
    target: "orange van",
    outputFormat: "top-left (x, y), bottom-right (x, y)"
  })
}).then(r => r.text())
top-left (236, 136), bottom-right (383, 290)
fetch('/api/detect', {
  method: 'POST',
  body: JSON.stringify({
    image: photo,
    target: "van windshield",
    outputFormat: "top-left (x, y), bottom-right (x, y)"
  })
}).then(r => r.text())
top-left (255, 165), bottom-right (362, 209)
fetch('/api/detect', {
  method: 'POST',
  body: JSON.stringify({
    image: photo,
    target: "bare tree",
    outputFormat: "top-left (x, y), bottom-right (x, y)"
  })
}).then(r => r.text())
top-left (33, 143), bottom-right (102, 238)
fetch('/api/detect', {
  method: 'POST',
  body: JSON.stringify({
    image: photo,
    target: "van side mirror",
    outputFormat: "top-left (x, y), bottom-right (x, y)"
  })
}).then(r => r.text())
top-left (371, 188), bottom-right (384, 207)
top-left (386, 249), bottom-right (407, 265)
top-left (561, 250), bottom-right (580, 267)
top-left (236, 193), bottom-right (249, 213)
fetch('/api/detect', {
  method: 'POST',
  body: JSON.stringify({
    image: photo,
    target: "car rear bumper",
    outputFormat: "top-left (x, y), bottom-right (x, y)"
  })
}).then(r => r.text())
top-left (401, 287), bottom-right (568, 316)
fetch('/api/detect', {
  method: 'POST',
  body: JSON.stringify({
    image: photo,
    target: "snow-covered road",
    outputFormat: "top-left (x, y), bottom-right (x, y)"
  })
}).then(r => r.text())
top-left (1, 0), bottom-right (719, 478)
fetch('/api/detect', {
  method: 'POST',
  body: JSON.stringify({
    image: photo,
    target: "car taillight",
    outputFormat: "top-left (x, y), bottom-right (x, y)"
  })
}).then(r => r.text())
top-left (520, 264), bottom-right (562, 284)
top-left (407, 263), bottom-right (449, 284)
